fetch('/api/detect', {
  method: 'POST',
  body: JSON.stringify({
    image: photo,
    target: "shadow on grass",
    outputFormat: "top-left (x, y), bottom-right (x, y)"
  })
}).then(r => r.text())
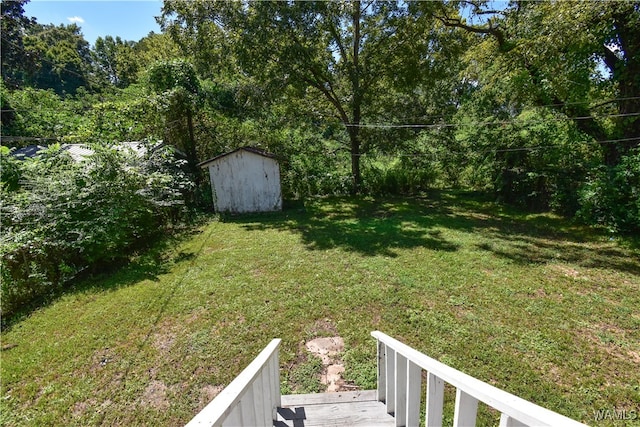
top-left (1, 229), bottom-right (200, 332)
top-left (226, 190), bottom-right (640, 275)
top-left (226, 193), bottom-right (461, 257)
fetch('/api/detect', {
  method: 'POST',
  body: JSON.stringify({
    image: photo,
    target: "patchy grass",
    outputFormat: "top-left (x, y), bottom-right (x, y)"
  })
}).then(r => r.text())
top-left (1, 191), bottom-right (639, 426)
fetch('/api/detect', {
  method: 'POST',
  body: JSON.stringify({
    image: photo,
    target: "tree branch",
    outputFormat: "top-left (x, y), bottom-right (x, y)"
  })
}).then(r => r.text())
top-left (602, 44), bottom-right (619, 76)
top-left (435, 15), bottom-right (506, 48)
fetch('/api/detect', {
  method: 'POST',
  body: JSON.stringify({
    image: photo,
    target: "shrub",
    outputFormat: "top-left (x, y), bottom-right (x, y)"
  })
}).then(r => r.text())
top-left (0, 142), bottom-right (193, 317)
top-left (578, 149), bottom-right (640, 234)
top-left (362, 157), bottom-right (439, 196)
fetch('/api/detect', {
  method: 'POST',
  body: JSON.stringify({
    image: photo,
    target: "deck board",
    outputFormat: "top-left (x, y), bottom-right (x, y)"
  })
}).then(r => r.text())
top-left (275, 391), bottom-right (395, 427)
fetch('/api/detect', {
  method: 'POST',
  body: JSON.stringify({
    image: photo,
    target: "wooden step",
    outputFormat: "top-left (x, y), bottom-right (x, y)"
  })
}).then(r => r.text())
top-left (275, 390), bottom-right (395, 427)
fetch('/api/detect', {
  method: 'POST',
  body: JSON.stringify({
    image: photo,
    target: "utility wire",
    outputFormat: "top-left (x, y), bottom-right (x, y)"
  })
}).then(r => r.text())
top-left (345, 112), bottom-right (640, 130)
top-left (351, 136), bottom-right (640, 157)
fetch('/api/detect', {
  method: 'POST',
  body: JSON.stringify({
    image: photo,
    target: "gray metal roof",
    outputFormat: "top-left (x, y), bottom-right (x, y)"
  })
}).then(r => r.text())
top-left (9, 142), bottom-right (158, 161)
top-left (11, 145), bottom-right (47, 159)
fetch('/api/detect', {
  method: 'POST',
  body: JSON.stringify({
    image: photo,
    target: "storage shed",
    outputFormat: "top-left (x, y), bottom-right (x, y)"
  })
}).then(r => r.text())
top-left (199, 147), bottom-right (282, 213)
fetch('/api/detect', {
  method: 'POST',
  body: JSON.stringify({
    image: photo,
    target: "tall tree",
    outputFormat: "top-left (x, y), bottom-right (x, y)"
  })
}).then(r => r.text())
top-left (23, 23), bottom-right (94, 95)
top-left (1, 0), bottom-right (36, 88)
top-left (160, 0), bottom-right (439, 192)
top-left (432, 0), bottom-right (640, 166)
top-left (133, 32), bottom-right (182, 69)
top-left (93, 36), bottom-right (139, 88)
top-left (146, 60), bottom-right (201, 175)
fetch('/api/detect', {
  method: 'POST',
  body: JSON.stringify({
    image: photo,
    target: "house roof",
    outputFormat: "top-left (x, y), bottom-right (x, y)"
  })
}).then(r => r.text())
top-left (198, 146), bottom-right (278, 168)
top-left (9, 141), bottom-right (164, 161)
top-left (11, 145), bottom-right (47, 159)
top-left (63, 144), bottom-right (94, 161)
top-left (10, 144), bottom-right (97, 161)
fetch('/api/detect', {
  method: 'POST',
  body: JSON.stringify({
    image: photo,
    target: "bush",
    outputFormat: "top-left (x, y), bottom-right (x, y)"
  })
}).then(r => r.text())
top-left (0, 142), bottom-right (193, 317)
top-left (362, 159), bottom-right (438, 195)
top-left (578, 149), bottom-right (640, 234)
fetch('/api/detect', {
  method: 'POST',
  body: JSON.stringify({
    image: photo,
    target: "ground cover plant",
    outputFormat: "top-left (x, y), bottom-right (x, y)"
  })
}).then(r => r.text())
top-left (1, 192), bottom-right (638, 426)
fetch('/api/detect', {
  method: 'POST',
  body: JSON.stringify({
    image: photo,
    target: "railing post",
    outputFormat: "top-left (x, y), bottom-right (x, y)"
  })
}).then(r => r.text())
top-left (239, 388), bottom-right (256, 426)
top-left (453, 389), bottom-right (479, 427)
top-left (426, 372), bottom-right (444, 427)
top-left (252, 372), bottom-right (266, 425)
top-left (395, 352), bottom-right (408, 426)
top-left (377, 339), bottom-right (387, 404)
top-left (223, 404), bottom-right (241, 426)
top-left (186, 339), bottom-right (281, 427)
top-left (499, 413), bottom-right (527, 427)
top-left (270, 349), bottom-right (281, 421)
top-left (386, 346), bottom-right (396, 416)
top-left (371, 331), bottom-right (587, 427)
top-left (406, 361), bottom-right (421, 427)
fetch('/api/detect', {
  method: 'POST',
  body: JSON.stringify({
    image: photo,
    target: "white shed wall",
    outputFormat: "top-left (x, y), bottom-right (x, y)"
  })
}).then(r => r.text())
top-left (207, 150), bottom-right (282, 213)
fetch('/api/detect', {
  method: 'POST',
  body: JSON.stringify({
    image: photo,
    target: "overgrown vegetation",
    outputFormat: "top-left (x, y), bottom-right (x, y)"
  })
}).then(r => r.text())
top-left (0, 143), bottom-right (193, 316)
top-left (2, 1), bottom-right (638, 233)
top-left (1, 195), bottom-right (637, 425)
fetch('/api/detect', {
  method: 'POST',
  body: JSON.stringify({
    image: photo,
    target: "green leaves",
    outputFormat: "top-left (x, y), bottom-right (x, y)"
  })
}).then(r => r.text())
top-left (0, 143), bottom-right (193, 316)
top-left (146, 60), bottom-right (200, 96)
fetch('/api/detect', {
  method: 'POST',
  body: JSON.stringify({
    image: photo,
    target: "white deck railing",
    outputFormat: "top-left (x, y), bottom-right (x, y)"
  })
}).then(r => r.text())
top-left (371, 331), bottom-right (587, 427)
top-left (186, 339), bottom-right (281, 427)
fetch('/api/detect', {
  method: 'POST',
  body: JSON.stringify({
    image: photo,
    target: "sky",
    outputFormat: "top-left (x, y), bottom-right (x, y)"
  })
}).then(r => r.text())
top-left (23, 0), bottom-right (163, 46)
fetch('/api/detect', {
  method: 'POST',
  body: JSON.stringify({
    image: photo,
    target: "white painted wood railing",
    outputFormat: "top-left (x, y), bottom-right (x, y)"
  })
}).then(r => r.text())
top-left (186, 339), bottom-right (281, 427)
top-left (371, 331), bottom-right (587, 427)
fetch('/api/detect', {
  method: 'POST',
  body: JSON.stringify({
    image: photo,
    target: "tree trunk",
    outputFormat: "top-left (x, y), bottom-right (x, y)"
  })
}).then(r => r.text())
top-left (607, 10), bottom-right (640, 166)
top-left (350, 0), bottom-right (362, 194)
top-left (348, 126), bottom-right (361, 193)
top-left (185, 109), bottom-right (201, 181)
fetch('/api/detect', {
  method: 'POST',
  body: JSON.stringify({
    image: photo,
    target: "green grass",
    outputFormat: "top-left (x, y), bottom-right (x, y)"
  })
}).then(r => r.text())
top-left (1, 191), bottom-right (639, 426)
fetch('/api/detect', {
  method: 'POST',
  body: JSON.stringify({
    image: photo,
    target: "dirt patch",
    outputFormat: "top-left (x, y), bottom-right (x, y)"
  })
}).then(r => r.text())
top-left (321, 364), bottom-right (346, 392)
top-left (185, 307), bottom-right (208, 325)
top-left (305, 336), bottom-right (344, 365)
top-left (549, 264), bottom-right (581, 279)
top-left (575, 323), bottom-right (639, 364)
top-left (305, 336), bottom-right (347, 392)
top-left (72, 398), bottom-right (111, 419)
top-left (627, 350), bottom-right (640, 364)
top-left (534, 288), bottom-right (547, 298)
top-left (140, 380), bottom-right (169, 410)
top-left (71, 399), bottom-right (94, 418)
top-left (153, 330), bottom-right (176, 354)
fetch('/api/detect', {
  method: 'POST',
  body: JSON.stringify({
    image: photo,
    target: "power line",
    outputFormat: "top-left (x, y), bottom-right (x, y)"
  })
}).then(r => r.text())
top-left (3, 107), bottom-right (638, 132)
top-left (345, 112), bottom-right (640, 130)
top-left (352, 136), bottom-right (640, 157)
top-left (491, 136), bottom-right (640, 154)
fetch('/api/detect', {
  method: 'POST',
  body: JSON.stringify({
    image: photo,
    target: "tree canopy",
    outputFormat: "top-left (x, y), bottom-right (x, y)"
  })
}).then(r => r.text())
top-left (1, 0), bottom-right (638, 233)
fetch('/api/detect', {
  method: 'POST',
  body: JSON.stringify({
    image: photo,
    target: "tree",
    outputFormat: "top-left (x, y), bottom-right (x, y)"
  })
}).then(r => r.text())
top-left (1, 143), bottom-right (194, 316)
top-left (1, 0), bottom-right (36, 88)
top-left (160, 0), bottom-right (441, 192)
top-left (432, 0), bottom-right (639, 166)
top-left (146, 60), bottom-right (201, 175)
top-left (133, 32), bottom-right (182, 71)
top-left (23, 23), bottom-right (94, 94)
top-left (93, 36), bottom-right (139, 88)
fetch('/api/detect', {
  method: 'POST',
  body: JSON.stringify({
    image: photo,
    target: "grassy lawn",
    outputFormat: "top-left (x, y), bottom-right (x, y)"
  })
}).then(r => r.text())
top-left (1, 191), bottom-right (639, 426)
